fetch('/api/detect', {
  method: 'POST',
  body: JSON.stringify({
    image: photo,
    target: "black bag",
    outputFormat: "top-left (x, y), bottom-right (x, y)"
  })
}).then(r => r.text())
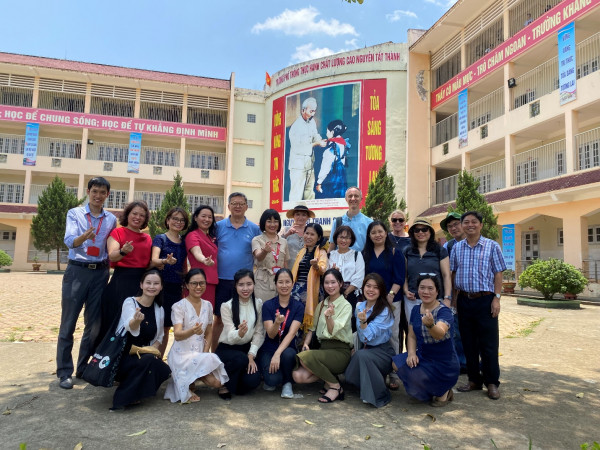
top-left (82, 315), bottom-right (127, 387)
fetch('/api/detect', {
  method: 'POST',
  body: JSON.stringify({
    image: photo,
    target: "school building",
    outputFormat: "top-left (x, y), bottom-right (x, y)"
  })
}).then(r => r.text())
top-left (406, 0), bottom-right (600, 292)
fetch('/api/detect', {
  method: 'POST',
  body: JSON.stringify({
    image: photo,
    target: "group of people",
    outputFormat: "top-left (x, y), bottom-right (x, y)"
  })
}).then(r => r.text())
top-left (57, 177), bottom-right (506, 411)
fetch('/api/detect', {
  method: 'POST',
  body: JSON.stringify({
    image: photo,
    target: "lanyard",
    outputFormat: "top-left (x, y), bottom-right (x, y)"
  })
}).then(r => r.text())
top-left (271, 242), bottom-right (281, 264)
top-left (275, 307), bottom-right (290, 340)
top-left (86, 213), bottom-right (104, 243)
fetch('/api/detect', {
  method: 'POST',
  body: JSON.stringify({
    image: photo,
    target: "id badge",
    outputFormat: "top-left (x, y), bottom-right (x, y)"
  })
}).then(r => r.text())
top-left (87, 246), bottom-right (100, 257)
top-left (272, 266), bottom-right (282, 273)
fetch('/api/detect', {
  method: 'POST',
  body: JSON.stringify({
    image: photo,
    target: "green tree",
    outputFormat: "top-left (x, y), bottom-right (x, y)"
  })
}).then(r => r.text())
top-left (448, 170), bottom-right (498, 240)
top-left (361, 161), bottom-right (397, 228)
top-left (0, 249), bottom-right (12, 268)
top-left (31, 176), bottom-right (83, 270)
top-left (148, 171), bottom-right (190, 237)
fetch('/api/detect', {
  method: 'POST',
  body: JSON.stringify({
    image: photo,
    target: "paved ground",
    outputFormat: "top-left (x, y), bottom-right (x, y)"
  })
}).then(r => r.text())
top-left (0, 273), bottom-right (599, 449)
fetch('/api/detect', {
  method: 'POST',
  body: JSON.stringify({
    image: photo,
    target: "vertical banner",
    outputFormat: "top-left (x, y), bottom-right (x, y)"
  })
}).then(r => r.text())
top-left (127, 132), bottom-right (142, 174)
top-left (270, 97), bottom-right (286, 209)
top-left (458, 89), bottom-right (468, 149)
top-left (502, 224), bottom-right (516, 271)
top-left (359, 79), bottom-right (387, 207)
top-left (23, 123), bottom-right (40, 166)
top-left (558, 22), bottom-right (576, 105)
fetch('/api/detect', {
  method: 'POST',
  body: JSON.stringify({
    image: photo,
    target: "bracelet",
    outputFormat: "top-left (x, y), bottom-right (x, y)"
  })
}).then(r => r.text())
top-left (119, 250), bottom-right (126, 256)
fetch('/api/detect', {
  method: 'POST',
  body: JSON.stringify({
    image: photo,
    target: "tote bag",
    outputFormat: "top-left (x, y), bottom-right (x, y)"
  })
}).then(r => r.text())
top-left (82, 315), bottom-right (127, 387)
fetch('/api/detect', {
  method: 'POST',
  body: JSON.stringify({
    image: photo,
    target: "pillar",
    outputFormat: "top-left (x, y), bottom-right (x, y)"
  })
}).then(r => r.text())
top-left (505, 134), bottom-right (515, 187)
top-left (562, 214), bottom-right (587, 269)
top-left (564, 110), bottom-right (578, 174)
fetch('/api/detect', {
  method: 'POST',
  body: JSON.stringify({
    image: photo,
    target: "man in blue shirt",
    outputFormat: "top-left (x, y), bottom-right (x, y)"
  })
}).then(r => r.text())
top-left (450, 211), bottom-right (506, 400)
top-left (329, 187), bottom-right (373, 252)
top-left (57, 177), bottom-right (117, 389)
top-left (211, 192), bottom-right (261, 350)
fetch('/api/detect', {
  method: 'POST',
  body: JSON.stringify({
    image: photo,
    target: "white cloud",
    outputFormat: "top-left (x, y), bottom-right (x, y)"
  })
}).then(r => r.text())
top-left (344, 38), bottom-right (359, 48)
top-left (290, 43), bottom-right (337, 64)
top-left (424, 0), bottom-right (458, 7)
top-left (386, 10), bottom-right (418, 22)
top-left (252, 7), bottom-right (358, 37)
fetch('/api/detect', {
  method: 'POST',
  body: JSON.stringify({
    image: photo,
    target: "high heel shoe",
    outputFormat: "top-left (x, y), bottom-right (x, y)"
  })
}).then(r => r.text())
top-left (318, 387), bottom-right (345, 403)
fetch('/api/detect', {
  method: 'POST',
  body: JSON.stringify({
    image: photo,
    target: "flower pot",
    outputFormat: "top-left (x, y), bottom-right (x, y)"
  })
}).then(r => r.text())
top-left (32, 263), bottom-right (42, 272)
top-left (502, 282), bottom-right (516, 294)
top-left (563, 292), bottom-right (577, 300)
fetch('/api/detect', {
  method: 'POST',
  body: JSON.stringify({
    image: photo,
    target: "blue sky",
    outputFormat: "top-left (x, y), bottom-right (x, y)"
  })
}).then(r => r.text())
top-left (3, 0), bottom-right (456, 90)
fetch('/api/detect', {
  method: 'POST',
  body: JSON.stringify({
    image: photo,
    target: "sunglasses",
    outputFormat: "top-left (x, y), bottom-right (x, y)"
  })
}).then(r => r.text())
top-left (419, 273), bottom-right (437, 277)
top-left (391, 218), bottom-right (405, 223)
top-left (413, 227), bottom-right (430, 233)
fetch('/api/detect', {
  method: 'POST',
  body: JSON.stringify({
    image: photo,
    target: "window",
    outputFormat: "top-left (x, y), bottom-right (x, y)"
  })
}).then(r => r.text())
top-left (246, 157), bottom-right (255, 167)
top-left (51, 158), bottom-right (61, 167)
top-left (556, 152), bottom-right (565, 175)
top-left (247, 199), bottom-right (253, 208)
top-left (153, 166), bottom-right (162, 175)
top-left (557, 228), bottom-right (563, 246)
top-left (103, 162), bottom-right (113, 172)
top-left (589, 225), bottom-right (600, 243)
top-left (1, 231), bottom-right (16, 240)
top-left (578, 141), bottom-right (600, 170)
top-left (516, 159), bottom-right (537, 185)
top-left (477, 174), bottom-right (491, 194)
top-left (247, 113), bottom-right (256, 123)
top-left (530, 100), bottom-right (540, 118)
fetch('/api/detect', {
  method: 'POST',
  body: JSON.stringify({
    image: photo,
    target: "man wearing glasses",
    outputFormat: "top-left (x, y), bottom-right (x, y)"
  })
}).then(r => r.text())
top-left (211, 192), bottom-right (261, 350)
top-left (450, 211), bottom-right (506, 400)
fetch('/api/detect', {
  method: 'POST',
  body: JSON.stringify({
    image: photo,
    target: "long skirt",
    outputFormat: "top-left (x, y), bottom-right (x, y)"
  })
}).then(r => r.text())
top-left (98, 267), bottom-right (146, 346)
top-left (345, 342), bottom-right (394, 407)
top-left (296, 339), bottom-right (351, 384)
top-left (112, 353), bottom-right (171, 409)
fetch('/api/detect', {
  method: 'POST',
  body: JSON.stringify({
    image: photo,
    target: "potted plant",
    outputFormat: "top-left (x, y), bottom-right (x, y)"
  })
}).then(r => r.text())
top-left (561, 266), bottom-right (588, 300)
top-left (502, 269), bottom-right (516, 294)
top-left (0, 249), bottom-right (12, 273)
top-left (32, 255), bottom-right (42, 272)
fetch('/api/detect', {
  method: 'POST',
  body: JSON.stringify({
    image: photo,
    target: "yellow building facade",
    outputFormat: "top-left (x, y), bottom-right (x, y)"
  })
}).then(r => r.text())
top-left (406, 0), bottom-right (600, 294)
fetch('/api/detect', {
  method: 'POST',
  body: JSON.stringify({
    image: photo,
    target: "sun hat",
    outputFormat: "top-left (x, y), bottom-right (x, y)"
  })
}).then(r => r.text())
top-left (286, 205), bottom-right (315, 219)
top-left (409, 217), bottom-right (434, 233)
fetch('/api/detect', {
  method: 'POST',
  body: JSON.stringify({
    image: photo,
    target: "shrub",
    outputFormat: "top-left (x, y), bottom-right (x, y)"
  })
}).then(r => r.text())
top-left (518, 258), bottom-right (588, 299)
top-left (0, 249), bottom-right (12, 268)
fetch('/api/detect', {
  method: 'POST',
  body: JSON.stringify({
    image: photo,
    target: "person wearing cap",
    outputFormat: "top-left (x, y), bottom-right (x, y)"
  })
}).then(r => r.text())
top-left (403, 218), bottom-right (451, 323)
top-left (282, 205), bottom-right (314, 264)
top-left (441, 211), bottom-right (465, 255)
top-left (450, 211), bottom-right (506, 400)
top-left (440, 211), bottom-right (467, 372)
top-left (329, 187), bottom-right (373, 252)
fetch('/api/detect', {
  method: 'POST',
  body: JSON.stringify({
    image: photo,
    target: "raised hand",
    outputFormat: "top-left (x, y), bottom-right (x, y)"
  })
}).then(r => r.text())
top-left (237, 320), bottom-right (248, 338)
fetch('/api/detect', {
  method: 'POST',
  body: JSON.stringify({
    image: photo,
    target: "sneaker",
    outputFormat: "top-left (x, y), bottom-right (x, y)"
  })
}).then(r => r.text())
top-left (263, 383), bottom-right (276, 392)
top-left (59, 377), bottom-right (73, 389)
top-left (281, 382), bottom-right (294, 399)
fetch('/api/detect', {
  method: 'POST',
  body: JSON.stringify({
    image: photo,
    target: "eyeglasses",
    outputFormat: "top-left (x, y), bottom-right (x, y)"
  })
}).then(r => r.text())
top-left (419, 273), bottom-right (437, 277)
top-left (170, 218), bottom-right (186, 223)
top-left (391, 218), bottom-right (405, 223)
top-left (413, 227), bottom-right (430, 233)
top-left (188, 281), bottom-right (206, 288)
top-left (447, 222), bottom-right (461, 229)
top-left (229, 202), bottom-right (247, 208)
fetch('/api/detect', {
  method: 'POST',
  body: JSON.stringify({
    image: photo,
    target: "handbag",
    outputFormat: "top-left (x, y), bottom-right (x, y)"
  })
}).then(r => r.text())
top-left (129, 345), bottom-right (161, 359)
top-left (82, 314), bottom-right (127, 387)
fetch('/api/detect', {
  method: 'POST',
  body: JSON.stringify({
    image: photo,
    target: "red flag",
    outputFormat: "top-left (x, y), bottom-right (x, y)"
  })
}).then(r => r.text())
top-left (266, 72), bottom-right (271, 86)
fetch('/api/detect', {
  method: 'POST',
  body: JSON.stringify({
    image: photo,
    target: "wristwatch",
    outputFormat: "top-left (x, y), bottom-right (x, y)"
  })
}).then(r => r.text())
top-left (495, 293), bottom-right (501, 299)
top-left (444, 295), bottom-right (451, 300)
top-left (119, 250), bottom-right (126, 256)
top-left (388, 290), bottom-right (395, 296)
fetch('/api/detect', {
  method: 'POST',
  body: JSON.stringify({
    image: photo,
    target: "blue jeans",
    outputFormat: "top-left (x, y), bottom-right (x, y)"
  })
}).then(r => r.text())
top-left (453, 312), bottom-right (467, 369)
top-left (258, 346), bottom-right (297, 386)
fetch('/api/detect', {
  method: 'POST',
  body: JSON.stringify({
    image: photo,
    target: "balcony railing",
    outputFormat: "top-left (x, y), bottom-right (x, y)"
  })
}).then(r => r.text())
top-left (139, 102), bottom-right (182, 123)
top-left (87, 141), bottom-right (129, 163)
top-left (134, 191), bottom-right (166, 211)
top-left (184, 150), bottom-right (225, 170)
top-left (142, 146), bottom-right (179, 167)
top-left (0, 183), bottom-right (25, 203)
top-left (37, 90), bottom-right (85, 113)
top-left (512, 139), bottom-right (566, 186)
top-left (576, 32), bottom-right (600, 80)
top-left (583, 259), bottom-right (600, 283)
top-left (470, 159), bottom-right (506, 193)
top-left (186, 195), bottom-right (224, 215)
top-left (0, 86), bottom-right (33, 108)
top-left (574, 126), bottom-right (600, 171)
top-left (0, 133), bottom-right (25, 154)
top-left (433, 114), bottom-right (458, 146)
top-left (37, 137), bottom-right (82, 159)
top-left (468, 87), bottom-right (504, 130)
top-left (90, 97), bottom-right (135, 118)
top-left (434, 174), bottom-right (458, 205)
top-left (29, 184), bottom-right (78, 205)
top-left (510, 57), bottom-right (559, 110)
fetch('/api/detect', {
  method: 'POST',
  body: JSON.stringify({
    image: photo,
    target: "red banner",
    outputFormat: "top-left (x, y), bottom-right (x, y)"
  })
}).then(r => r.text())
top-left (431, 0), bottom-right (600, 109)
top-left (359, 79), bottom-right (386, 207)
top-left (270, 96), bottom-right (285, 209)
top-left (0, 105), bottom-right (226, 141)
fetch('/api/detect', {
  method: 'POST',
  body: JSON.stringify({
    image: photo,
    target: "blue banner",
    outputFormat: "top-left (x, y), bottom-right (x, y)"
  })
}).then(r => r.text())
top-left (558, 22), bottom-right (576, 105)
top-left (501, 224), bottom-right (516, 271)
top-left (23, 123), bottom-right (40, 166)
top-left (127, 132), bottom-right (142, 174)
top-left (458, 89), bottom-right (468, 149)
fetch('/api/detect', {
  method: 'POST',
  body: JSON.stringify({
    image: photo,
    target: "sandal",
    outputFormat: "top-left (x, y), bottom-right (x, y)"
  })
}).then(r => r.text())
top-left (389, 376), bottom-right (400, 391)
top-left (319, 383), bottom-right (330, 395)
top-left (183, 391), bottom-right (201, 404)
top-left (318, 387), bottom-right (345, 403)
top-left (430, 389), bottom-right (454, 407)
top-left (218, 388), bottom-right (232, 400)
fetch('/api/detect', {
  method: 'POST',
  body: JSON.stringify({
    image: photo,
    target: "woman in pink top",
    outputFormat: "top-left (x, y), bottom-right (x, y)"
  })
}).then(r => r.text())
top-left (185, 205), bottom-right (218, 307)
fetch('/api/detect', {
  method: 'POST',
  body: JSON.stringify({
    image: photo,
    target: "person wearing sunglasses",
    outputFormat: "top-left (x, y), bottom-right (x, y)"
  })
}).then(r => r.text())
top-left (403, 218), bottom-right (452, 326)
top-left (388, 210), bottom-right (411, 254)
